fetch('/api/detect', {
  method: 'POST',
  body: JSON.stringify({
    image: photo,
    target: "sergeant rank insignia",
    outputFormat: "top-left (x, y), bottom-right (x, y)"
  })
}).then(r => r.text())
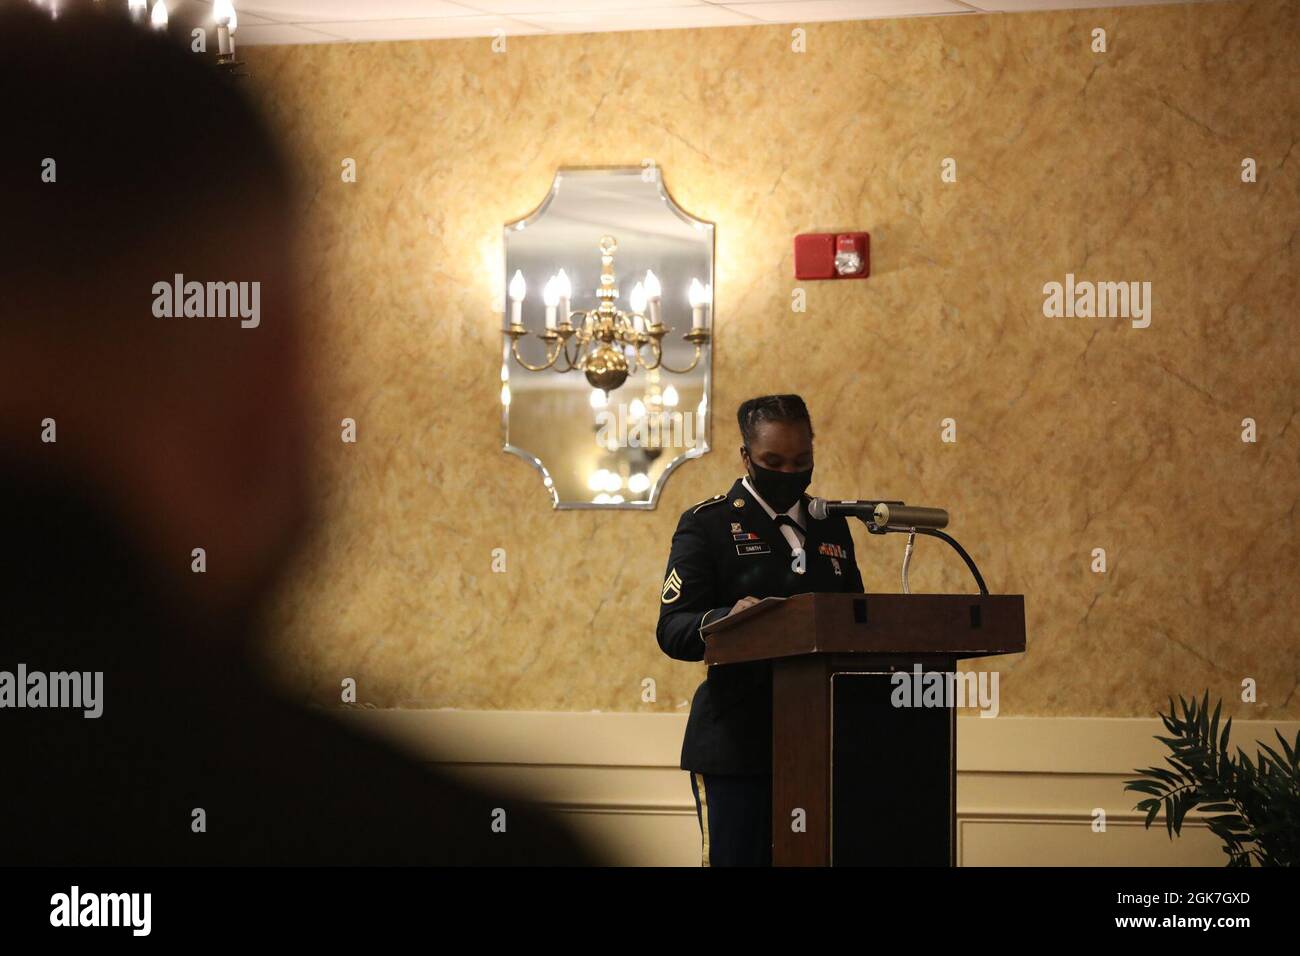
top-left (661, 567), bottom-right (683, 604)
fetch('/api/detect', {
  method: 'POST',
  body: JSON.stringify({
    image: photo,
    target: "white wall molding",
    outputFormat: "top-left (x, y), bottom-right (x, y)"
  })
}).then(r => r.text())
top-left (331, 709), bottom-right (1296, 866)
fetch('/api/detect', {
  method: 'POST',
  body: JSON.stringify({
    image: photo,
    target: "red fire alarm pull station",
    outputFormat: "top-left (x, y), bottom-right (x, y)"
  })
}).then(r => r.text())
top-left (793, 232), bottom-right (870, 280)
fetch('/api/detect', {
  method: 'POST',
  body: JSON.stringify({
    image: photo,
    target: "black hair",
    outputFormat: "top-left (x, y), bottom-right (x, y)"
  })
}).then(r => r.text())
top-left (736, 394), bottom-right (815, 447)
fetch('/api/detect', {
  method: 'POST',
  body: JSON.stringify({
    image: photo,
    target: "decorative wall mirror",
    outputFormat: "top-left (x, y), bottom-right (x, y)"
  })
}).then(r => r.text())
top-left (501, 166), bottom-right (714, 509)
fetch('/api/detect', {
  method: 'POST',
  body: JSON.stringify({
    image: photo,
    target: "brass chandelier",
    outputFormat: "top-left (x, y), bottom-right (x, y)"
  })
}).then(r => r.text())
top-left (46, 0), bottom-right (250, 76)
top-left (505, 234), bottom-right (711, 393)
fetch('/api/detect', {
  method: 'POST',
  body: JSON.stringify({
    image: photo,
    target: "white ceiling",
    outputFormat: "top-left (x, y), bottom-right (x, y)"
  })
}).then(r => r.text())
top-left (174, 0), bottom-right (1217, 45)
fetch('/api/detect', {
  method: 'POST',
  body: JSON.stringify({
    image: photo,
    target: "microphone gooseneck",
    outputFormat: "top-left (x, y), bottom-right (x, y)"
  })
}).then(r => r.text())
top-left (913, 528), bottom-right (989, 595)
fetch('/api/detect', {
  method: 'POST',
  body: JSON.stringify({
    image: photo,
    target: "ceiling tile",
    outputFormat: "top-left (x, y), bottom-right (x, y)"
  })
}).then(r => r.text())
top-left (231, 22), bottom-right (349, 43)
top-left (724, 0), bottom-right (971, 22)
top-left (965, 0), bottom-right (1201, 8)
top-left (309, 15), bottom-right (546, 40)
top-left (462, 0), bottom-right (704, 12)
top-left (233, 1), bottom-right (484, 22)
top-left (512, 5), bottom-right (760, 34)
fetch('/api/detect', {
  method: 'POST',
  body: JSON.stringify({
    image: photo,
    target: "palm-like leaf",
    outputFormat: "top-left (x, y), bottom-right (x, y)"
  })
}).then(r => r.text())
top-left (1123, 692), bottom-right (1300, 866)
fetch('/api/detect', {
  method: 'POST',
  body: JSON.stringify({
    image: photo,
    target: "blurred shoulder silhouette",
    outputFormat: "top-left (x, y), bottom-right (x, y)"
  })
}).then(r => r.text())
top-left (0, 0), bottom-right (598, 866)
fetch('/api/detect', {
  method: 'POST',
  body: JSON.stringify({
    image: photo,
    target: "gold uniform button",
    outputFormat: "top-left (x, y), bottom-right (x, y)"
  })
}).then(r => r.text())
top-left (733, 498), bottom-right (745, 508)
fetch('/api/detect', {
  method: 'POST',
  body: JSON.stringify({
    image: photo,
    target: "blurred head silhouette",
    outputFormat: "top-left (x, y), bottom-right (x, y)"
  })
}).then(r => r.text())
top-left (0, 0), bottom-right (310, 626)
top-left (0, 2), bottom-right (600, 868)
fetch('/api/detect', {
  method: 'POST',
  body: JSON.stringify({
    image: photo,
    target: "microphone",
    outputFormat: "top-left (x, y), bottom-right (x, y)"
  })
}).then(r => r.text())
top-left (807, 497), bottom-right (905, 521)
top-left (870, 503), bottom-right (949, 531)
top-left (809, 497), bottom-right (985, 594)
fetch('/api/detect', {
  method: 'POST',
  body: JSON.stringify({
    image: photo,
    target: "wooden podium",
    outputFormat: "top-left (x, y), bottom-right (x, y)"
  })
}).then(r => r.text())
top-left (702, 592), bottom-right (1026, 866)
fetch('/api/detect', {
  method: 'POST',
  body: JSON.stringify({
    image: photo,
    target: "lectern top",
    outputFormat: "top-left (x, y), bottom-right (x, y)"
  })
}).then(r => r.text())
top-left (702, 592), bottom-right (1026, 665)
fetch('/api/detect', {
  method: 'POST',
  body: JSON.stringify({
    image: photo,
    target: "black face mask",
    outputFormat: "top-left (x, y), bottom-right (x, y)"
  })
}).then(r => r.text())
top-left (744, 450), bottom-right (813, 513)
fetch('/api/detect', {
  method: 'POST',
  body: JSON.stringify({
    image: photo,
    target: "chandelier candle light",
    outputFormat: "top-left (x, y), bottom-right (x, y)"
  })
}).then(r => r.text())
top-left (505, 235), bottom-right (711, 394)
top-left (214, 0), bottom-right (239, 62)
top-left (34, 3), bottom-right (247, 76)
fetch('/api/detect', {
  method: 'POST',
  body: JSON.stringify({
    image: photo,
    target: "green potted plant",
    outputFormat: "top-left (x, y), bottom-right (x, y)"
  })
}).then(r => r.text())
top-left (1125, 692), bottom-right (1299, 866)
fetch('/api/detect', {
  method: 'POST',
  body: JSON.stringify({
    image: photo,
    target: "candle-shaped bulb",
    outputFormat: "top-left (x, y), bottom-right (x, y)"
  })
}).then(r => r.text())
top-left (213, 0), bottom-right (235, 55)
top-left (663, 385), bottom-right (679, 407)
top-left (555, 268), bottom-right (572, 327)
top-left (644, 269), bottom-right (663, 327)
top-left (688, 278), bottom-right (706, 307)
top-left (542, 275), bottom-right (558, 330)
top-left (629, 281), bottom-right (647, 315)
top-left (128, 0), bottom-right (147, 19)
top-left (150, 1), bottom-right (168, 29)
top-left (508, 270), bottom-right (527, 302)
top-left (689, 279), bottom-right (709, 330)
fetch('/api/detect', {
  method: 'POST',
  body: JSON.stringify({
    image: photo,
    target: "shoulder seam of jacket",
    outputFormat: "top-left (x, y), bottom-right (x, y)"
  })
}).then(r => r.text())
top-left (690, 494), bottom-right (726, 515)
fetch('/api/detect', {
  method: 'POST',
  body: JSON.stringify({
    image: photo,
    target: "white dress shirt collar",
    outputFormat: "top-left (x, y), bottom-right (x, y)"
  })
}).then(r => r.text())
top-left (741, 475), bottom-right (806, 551)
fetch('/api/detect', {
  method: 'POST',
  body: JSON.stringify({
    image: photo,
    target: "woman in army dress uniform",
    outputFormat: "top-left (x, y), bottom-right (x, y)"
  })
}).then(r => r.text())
top-left (656, 394), bottom-right (865, 866)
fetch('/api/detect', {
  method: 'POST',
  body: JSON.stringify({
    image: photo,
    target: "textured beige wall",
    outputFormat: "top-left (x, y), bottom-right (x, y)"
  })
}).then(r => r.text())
top-left (245, 0), bottom-right (1299, 720)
